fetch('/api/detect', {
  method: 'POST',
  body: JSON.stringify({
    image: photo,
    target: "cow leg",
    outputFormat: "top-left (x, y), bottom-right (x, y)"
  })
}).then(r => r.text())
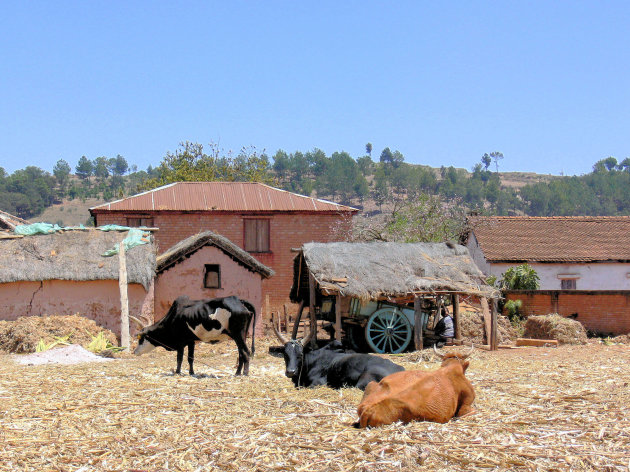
top-left (356, 373), bottom-right (378, 391)
top-left (187, 342), bottom-right (195, 376)
top-left (175, 347), bottom-right (184, 375)
top-left (233, 336), bottom-right (251, 376)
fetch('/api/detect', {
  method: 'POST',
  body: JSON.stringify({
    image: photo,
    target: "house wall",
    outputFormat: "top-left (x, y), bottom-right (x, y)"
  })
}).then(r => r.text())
top-left (465, 233), bottom-right (491, 274)
top-left (488, 262), bottom-right (630, 290)
top-left (95, 211), bottom-right (352, 322)
top-left (505, 290), bottom-right (630, 335)
top-left (154, 245), bottom-right (264, 334)
top-left (0, 279), bottom-right (149, 338)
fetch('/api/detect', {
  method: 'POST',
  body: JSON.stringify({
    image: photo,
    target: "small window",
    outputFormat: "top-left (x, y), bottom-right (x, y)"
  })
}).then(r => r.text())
top-left (561, 279), bottom-right (576, 290)
top-left (204, 264), bottom-right (221, 289)
top-left (244, 219), bottom-right (270, 252)
top-left (127, 217), bottom-right (154, 228)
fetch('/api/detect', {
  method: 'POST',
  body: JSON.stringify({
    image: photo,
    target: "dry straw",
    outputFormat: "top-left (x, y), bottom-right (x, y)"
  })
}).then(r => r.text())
top-left (1, 336), bottom-right (629, 471)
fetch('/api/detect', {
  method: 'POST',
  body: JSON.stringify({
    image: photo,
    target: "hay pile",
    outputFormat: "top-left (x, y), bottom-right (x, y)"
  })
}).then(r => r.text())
top-left (459, 311), bottom-right (517, 345)
top-left (523, 314), bottom-right (588, 345)
top-left (0, 315), bottom-right (118, 353)
top-left (1, 338), bottom-right (629, 471)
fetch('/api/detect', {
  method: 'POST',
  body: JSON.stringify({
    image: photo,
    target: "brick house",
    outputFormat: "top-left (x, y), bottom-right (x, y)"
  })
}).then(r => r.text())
top-left (90, 182), bottom-right (358, 324)
top-left (464, 216), bottom-right (630, 334)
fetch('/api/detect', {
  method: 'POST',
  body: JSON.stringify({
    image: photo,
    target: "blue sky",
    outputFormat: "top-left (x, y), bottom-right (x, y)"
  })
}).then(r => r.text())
top-left (2, 1), bottom-right (630, 176)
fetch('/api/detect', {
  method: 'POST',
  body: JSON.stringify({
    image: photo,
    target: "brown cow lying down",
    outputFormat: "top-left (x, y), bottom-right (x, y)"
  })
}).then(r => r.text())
top-left (355, 345), bottom-right (476, 428)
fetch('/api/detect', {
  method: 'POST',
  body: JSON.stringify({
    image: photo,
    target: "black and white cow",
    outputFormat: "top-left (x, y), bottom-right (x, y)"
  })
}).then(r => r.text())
top-left (272, 314), bottom-right (404, 390)
top-left (133, 295), bottom-right (256, 376)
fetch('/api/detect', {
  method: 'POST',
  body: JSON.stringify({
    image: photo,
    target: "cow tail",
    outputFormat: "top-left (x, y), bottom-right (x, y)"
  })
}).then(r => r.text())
top-left (242, 300), bottom-right (256, 355)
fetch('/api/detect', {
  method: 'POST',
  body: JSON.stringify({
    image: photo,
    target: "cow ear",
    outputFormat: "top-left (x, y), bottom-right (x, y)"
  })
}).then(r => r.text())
top-left (461, 360), bottom-right (470, 372)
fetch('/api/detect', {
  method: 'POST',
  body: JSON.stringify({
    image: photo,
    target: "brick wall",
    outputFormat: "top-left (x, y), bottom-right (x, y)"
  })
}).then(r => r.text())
top-left (95, 210), bottom-right (352, 325)
top-left (505, 290), bottom-right (630, 335)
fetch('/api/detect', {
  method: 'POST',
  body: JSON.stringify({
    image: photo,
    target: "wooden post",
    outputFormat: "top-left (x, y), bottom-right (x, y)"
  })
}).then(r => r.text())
top-left (481, 297), bottom-right (491, 347)
top-left (308, 272), bottom-right (317, 347)
top-left (490, 298), bottom-right (499, 351)
top-left (452, 294), bottom-right (461, 342)
top-left (335, 293), bottom-right (342, 342)
top-left (291, 301), bottom-right (305, 340)
top-left (118, 241), bottom-right (130, 349)
top-left (414, 297), bottom-right (423, 351)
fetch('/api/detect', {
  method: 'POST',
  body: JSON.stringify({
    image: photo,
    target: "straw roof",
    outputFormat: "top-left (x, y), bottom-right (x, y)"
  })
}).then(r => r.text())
top-left (293, 241), bottom-right (499, 301)
top-left (0, 229), bottom-right (155, 290)
top-left (0, 210), bottom-right (27, 231)
top-left (157, 231), bottom-right (274, 278)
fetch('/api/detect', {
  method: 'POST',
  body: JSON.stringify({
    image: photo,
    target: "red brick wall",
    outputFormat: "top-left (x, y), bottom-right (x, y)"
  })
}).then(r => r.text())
top-left (94, 210), bottom-right (352, 325)
top-left (505, 290), bottom-right (630, 335)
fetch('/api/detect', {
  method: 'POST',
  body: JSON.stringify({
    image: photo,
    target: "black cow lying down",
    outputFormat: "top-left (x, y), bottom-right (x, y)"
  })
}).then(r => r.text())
top-left (272, 314), bottom-right (404, 390)
top-left (132, 295), bottom-right (256, 376)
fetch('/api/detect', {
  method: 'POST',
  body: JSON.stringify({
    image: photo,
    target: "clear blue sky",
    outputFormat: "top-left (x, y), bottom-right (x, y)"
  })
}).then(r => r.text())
top-left (2, 1), bottom-right (630, 176)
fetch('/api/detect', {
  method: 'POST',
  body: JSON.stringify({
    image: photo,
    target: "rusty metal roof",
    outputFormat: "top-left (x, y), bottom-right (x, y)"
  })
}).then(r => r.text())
top-left (470, 216), bottom-right (630, 263)
top-left (90, 182), bottom-right (359, 213)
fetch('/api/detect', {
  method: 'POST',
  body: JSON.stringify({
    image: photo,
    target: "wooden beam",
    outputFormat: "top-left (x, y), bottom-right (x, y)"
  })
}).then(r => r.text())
top-left (308, 272), bottom-right (317, 348)
top-left (118, 241), bottom-right (130, 349)
top-left (452, 294), bottom-right (461, 342)
top-left (414, 297), bottom-right (423, 351)
top-left (490, 298), bottom-right (499, 351)
top-left (291, 301), bottom-right (305, 340)
top-left (481, 297), bottom-right (491, 345)
top-left (335, 293), bottom-right (342, 342)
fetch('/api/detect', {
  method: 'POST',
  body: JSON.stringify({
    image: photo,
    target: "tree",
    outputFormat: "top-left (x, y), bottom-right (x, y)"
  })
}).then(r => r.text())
top-left (53, 159), bottom-right (71, 195)
top-left (75, 156), bottom-right (93, 180)
top-left (379, 147), bottom-right (393, 165)
top-left (384, 194), bottom-right (467, 243)
top-left (357, 155), bottom-right (374, 176)
top-left (94, 156), bottom-right (110, 182)
top-left (499, 264), bottom-right (540, 290)
top-left (111, 154), bottom-right (129, 176)
top-left (365, 143), bottom-right (372, 157)
top-left (481, 153), bottom-right (492, 171)
top-left (490, 151), bottom-right (504, 172)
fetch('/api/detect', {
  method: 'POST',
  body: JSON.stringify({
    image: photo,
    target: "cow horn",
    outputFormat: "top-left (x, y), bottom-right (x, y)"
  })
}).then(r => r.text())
top-left (433, 344), bottom-right (446, 359)
top-left (271, 312), bottom-right (290, 344)
top-left (129, 315), bottom-right (148, 329)
top-left (461, 343), bottom-right (474, 359)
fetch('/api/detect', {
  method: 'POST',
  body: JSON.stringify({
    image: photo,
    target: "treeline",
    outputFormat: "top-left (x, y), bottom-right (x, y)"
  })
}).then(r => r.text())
top-left (0, 156), bottom-right (159, 218)
top-left (2, 142), bottom-right (630, 220)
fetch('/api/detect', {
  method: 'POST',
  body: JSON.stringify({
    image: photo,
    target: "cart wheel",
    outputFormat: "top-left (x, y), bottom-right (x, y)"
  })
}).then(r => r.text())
top-left (365, 307), bottom-right (412, 354)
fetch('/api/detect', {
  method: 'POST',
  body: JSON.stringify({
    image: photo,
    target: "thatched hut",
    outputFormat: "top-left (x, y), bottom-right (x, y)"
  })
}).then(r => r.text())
top-left (290, 241), bottom-right (500, 352)
top-left (0, 229), bottom-right (155, 338)
top-left (155, 231), bottom-right (274, 334)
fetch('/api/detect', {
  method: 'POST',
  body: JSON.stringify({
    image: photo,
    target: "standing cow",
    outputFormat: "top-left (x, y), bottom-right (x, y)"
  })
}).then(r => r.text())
top-left (355, 345), bottom-right (475, 427)
top-left (272, 313), bottom-right (404, 390)
top-left (132, 295), bottom-right (256, 376)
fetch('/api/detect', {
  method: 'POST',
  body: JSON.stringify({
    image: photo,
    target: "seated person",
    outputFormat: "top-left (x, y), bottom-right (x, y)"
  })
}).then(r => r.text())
top-left (434, 312), bottom-right (454, 347)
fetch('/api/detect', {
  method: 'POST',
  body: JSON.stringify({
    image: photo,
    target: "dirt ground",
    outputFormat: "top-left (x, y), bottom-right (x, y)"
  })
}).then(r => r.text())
top-left (1, 338), bottom-right (629, 472)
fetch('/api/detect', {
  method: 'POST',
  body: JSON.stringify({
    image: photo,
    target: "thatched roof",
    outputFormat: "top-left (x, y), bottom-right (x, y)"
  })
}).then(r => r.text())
top-left (0, 229), bottom-right (155, 290)
top-left (0, 210), bottom-right (27, 231)
top-left (292, 241), bottom-right (499, 301)
top-left (157, 231), bottom-right (274, 278)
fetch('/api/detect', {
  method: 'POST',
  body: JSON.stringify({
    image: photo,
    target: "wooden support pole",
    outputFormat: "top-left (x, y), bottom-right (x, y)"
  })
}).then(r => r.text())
top-left (453, 293), bottom-right (461, 342)
top-left (335, 293), bottom-right (342, 342)
top-left (490, 298), bottom-right (499, 351)
top-left (481, 297), bottom-right (491, 347)
top-left (308, 272), bottom-right (317, 347)
top-left (414, 297), bottom-right (423, 351)
top-left (118, 241), bottom-right (130, 349)
top-left (291, 301), bottom-right (305, 340)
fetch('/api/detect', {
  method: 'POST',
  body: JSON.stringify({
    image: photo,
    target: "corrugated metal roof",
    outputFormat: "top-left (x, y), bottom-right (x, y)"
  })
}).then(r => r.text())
top-left (470, 216), bottom-right (630, 262)
top-left (90, 182), bottom-right (359, 213)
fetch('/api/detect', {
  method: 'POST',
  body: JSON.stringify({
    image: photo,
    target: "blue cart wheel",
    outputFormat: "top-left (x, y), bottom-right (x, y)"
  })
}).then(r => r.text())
top-left (364, 307), bottom-right (412, 354)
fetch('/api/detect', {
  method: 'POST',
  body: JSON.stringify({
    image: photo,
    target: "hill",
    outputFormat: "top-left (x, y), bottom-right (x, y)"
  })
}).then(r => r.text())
top-left (30, 198), bottom-right (104, 226)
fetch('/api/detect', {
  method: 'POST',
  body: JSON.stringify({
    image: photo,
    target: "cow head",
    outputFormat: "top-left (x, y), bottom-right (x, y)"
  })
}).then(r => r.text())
top-left (272, 312), bottom-right (315, 379)
top-left (129, 315), bottom-right (157, 355)
top-left (433, 344), bottom-right (474, 372)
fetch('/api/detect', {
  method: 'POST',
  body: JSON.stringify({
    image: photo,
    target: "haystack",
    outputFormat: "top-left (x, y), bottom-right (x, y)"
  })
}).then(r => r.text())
top-left (0, 315), bottom-right (118, 353)
top-left (523, 314), bottom-right (588, 345)
top-left (459, 311), bottom-right (517, 345)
